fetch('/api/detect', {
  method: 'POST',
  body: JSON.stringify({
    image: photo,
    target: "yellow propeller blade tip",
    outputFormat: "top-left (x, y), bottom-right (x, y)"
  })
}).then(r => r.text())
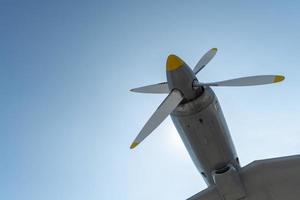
top-left (273, 75), bottom-right (285, 83)
top-left (130, 142), bottom-right (139, 149)
top-left (211, 48), bottom-right (218, 52)
top-left (166, 54), bottom-right (184, 71)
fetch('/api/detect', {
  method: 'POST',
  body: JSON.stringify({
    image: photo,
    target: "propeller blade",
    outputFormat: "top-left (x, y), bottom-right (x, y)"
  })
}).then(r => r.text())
top-left (193, 48), bottom-right (217, 74)
top-left (195, 75), bottom-right (285, 87)
top-left (130, 82), bottom-right (169, 94)
top-left (130, 89), bottom-right (183, 149)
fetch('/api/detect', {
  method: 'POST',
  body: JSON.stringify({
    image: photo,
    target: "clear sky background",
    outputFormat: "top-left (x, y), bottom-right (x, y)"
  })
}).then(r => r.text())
top-left (1, 1), bottom-right (300, 200)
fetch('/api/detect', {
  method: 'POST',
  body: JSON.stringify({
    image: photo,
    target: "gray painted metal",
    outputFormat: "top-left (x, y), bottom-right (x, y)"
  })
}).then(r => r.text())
top-left (167, 63), bottom-right (202, 101)
top-left (188, 155), bottom-right (300, 200)
top-left (193, 48), bottom-right (217, 74)
top-left (195, 75), bottom-right (281, 87)
top-left (131, 89), bottom-right (183, 146)
top-left (130, 82), bottom-right (169, 94)
top-left (171, 87), bottom-right (239, 185)
top-left (212, 164), bottom-right (246, 200)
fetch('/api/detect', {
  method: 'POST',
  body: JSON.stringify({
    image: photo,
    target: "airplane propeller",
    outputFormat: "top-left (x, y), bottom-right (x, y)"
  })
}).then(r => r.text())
top-left (130, 89), bottom-right (183, 149)
top-left (130, 48), bottom-right (285, 149)
top-left (193, 48), bottom-right (218, 74)
top-left (193, 75), bottom-right (284, 87)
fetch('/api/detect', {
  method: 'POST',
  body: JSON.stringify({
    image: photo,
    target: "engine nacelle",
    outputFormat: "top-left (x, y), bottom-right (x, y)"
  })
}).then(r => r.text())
top-left (212, 164), bottom-right (246, 200)
top-left (188, 165), bottom-right (246, 200)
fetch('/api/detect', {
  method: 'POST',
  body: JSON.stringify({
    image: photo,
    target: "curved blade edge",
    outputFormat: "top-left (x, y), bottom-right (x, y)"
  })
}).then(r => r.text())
top-left (130, 89), bottom-right (183, 149)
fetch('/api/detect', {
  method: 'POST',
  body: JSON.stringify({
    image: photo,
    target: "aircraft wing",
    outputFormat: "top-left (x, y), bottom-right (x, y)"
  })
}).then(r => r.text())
top-left (188, 155), bottom-right (300, 200)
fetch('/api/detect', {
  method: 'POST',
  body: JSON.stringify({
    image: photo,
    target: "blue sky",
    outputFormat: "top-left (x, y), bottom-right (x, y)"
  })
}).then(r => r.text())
top-left (1, 1), bottom-right (300, 199)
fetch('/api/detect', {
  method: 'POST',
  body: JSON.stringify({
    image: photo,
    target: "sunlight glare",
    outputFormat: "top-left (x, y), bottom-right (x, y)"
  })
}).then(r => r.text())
top-left (161, 120), bottom-right (189, 159)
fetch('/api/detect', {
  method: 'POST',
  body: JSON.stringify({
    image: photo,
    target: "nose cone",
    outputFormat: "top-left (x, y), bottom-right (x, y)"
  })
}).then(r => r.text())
top-left (166, 54), bottom-right (184, 71)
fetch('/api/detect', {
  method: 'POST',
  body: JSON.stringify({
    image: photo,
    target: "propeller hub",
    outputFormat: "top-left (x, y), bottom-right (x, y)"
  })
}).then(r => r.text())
top-left (166, 54), bottom-right (202, 100)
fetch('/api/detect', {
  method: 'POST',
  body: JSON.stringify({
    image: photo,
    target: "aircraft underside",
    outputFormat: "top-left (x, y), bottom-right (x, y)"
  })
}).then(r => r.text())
top-left (189, 155), bottom-right (300, 200)
top-left (130, 49), bottom-right (292, 200)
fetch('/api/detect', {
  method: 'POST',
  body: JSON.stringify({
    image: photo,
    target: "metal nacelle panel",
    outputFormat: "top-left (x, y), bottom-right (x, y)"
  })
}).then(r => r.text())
top-left (212, 165), bottom-right (246, 200)
top-left (171, 87), bottom-right (239, 185)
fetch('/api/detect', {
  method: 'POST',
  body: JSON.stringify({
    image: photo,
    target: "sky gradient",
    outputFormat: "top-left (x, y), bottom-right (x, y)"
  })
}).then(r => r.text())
top-left (1, 1), bottom-right (300, 200)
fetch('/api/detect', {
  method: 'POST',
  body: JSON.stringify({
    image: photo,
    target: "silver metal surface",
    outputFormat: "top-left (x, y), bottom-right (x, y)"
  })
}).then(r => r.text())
top-left (171, 87), bottom-right (239, 185)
